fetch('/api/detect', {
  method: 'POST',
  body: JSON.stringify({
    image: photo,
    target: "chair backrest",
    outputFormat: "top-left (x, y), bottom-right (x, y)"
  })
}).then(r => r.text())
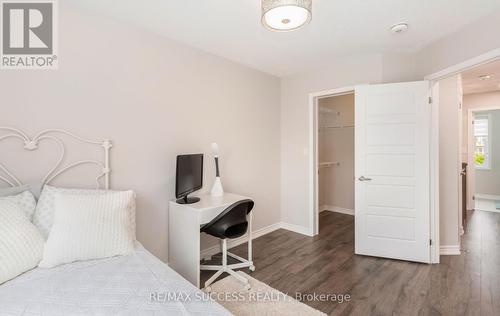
top-left (200, 199), bottom-right (254, 239)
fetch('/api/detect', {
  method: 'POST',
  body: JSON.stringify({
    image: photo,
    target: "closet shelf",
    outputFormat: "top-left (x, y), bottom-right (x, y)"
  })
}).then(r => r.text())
top-left (319, 125), bottom-right (354, 129)
top-left (319, 161), bottom-right (340, 168)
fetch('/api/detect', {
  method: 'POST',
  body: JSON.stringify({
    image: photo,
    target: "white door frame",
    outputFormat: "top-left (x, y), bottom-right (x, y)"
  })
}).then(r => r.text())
top-left (309, 83), bottom-right (435, 262)
top-left (309, 86), bottom-right (356, 236)
top-left (425, 48), bottom-right (500, 263)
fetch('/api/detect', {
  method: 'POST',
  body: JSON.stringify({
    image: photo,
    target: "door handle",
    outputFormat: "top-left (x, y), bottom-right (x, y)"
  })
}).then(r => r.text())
top-left (358, 176), bottom-right (372, 181)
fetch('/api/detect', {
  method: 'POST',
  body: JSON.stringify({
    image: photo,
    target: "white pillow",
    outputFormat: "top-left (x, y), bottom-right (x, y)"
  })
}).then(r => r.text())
top-left (33, 185), bottom-right (136, 239)
top-left (0, 199), bottom-right (44, 284)
top-left (0, 191), bottom-right (37, 220)
top-left (38, 190), bottom-right (136, 268)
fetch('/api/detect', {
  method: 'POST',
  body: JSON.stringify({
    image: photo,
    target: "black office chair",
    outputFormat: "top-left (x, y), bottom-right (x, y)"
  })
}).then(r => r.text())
top-left (200, 199), bottom-right (255, 291)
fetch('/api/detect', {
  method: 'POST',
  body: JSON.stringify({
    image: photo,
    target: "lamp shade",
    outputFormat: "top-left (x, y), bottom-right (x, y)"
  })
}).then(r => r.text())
top-left (262, 0), bottom-right (312, 32)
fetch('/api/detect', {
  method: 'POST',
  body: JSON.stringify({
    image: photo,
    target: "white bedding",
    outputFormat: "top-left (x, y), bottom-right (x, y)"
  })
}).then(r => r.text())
top-left (0, 243), bottom-right (231, 316)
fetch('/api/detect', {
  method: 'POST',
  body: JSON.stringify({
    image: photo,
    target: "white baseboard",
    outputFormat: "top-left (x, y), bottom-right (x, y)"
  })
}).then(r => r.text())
top-left (200, 221), bottom-right (312, 258)
top-left (475, 195), bottom-right (500, 213)
top-left (478, 208), bottom-right (500, 214)
top-left (475, 193), bottom-right (500, 200)
top-left (440, 245), bottom-right (461, 255)
top-left (320, 205), bottom-right (354, 216)
top-left (279, 222), bottom-right (312, 236)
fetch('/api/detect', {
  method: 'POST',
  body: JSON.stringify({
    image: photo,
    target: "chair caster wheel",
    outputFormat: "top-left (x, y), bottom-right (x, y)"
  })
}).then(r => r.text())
top-left (249, 265), bottom-right (255, 272)
top-left (205, 286), bottom-right (212, 293)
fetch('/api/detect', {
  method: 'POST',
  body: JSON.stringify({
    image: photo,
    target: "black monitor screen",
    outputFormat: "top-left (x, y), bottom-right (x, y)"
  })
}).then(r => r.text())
top-left (175, 154), bottom-right (203, 198)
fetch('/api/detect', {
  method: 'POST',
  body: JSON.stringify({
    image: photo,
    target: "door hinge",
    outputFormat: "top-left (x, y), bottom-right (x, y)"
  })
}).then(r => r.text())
top-left (429, 239), bottom-right (433, 246)
top-left (428, 97), bottom-right (432, 104)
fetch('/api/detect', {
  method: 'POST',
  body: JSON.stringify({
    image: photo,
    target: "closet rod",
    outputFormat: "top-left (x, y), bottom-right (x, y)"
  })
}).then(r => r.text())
top-left (319, 161), bottom-right (340, 168)
top-left (319, 125), bottom-right (354, 129)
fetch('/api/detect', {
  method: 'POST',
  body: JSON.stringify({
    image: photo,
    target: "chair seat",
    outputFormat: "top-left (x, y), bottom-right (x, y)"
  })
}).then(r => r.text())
top-left (224, 222), bottom-right (248, 239)
top-left (201, 199), bottom-right (253, 239)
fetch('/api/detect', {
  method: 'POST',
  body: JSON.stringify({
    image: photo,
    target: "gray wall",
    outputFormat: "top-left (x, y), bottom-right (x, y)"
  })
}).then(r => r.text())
top-left (0, 2), bottom-right (282, 262)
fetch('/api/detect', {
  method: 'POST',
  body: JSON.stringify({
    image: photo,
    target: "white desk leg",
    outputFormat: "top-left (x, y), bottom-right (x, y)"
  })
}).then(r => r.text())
top-left (168, 204), bottom-right (201, 288)
top-left (248, 212), bottom-right (253, 267)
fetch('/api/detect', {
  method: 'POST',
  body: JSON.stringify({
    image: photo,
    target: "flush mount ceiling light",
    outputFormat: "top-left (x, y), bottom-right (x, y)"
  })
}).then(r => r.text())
top-left (262, 0), bottom-right (312, 32)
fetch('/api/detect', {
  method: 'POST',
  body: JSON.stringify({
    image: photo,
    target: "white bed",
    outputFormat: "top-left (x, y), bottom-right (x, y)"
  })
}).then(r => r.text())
top-left (0, 242), bottom-right (230, 316)
top-left (0, 127), bottom-right (231, 316)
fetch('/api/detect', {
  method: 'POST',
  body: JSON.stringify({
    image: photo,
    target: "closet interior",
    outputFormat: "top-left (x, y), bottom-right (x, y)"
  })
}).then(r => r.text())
top-left (318, 93), bottom-right (355, 229)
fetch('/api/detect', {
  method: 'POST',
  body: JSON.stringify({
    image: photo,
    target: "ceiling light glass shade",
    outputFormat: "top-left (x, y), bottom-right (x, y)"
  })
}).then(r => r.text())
top-left (262, 0), bottom-right (312, 32)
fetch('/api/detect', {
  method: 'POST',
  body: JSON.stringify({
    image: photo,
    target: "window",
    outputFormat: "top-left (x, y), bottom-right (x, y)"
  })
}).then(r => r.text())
top-left (473, 114), bottom-right (491, 169)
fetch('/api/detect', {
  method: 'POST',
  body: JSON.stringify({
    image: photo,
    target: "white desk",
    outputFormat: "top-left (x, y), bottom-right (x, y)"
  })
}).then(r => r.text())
top-left (168, 192), bottom-right (253, 288)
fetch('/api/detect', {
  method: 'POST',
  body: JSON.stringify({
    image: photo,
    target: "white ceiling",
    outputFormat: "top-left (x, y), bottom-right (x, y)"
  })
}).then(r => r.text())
top-left (462, 60), bottom-right (500, 95)
top-left (68, 0), bottom-right (500, 77)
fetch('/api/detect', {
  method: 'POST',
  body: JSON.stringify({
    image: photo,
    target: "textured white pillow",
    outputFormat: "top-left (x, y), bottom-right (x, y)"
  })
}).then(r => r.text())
top-left (33, 185), bottom-right (136, 239)
top-left (38, 191), bottom-right (135, 268)
top-left (0, 191), bottom-right (37, 221)
top-left (0, 199), bottom-right (44, 284)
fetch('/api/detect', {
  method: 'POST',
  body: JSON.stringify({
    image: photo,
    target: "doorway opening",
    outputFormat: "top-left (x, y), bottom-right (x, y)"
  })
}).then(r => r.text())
top-left (470, 108), bottom-right (500, 213)
top-left (310, 82), bottom-right (432, 264)
top-left (310, 86), bottom-right (355, 237)
top-left (433, 58), bottom-right (500, 256)
top-left (317, 93), bottom-right (355, 234)
top-left (461, 60), bottom-right (500, 220)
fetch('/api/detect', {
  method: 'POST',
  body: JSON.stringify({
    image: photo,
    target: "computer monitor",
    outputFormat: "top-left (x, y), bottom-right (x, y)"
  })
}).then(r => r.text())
top-left (175, 154), bottom-right (203, 204)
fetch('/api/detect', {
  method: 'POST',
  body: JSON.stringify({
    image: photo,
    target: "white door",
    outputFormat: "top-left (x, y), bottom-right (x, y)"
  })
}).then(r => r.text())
top-left (355, 81), bottom-right (431, 263)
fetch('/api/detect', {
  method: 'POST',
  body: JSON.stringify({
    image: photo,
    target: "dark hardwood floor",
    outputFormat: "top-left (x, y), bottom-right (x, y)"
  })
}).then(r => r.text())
top-left (201, 210), bottom-right (500, 316)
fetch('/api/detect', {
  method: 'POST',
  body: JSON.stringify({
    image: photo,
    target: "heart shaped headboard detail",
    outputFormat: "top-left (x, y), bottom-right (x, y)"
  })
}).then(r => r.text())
top-left (0, 127), bottom-right (112, 190)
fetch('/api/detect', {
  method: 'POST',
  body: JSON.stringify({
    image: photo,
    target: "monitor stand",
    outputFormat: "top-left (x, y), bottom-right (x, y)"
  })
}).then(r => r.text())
top-left (176, 195), bottom-right (200, 205)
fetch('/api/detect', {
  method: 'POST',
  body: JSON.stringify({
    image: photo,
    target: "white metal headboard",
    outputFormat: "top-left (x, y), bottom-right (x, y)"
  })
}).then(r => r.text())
top-left (0, 127), bottom-right (112, 189)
